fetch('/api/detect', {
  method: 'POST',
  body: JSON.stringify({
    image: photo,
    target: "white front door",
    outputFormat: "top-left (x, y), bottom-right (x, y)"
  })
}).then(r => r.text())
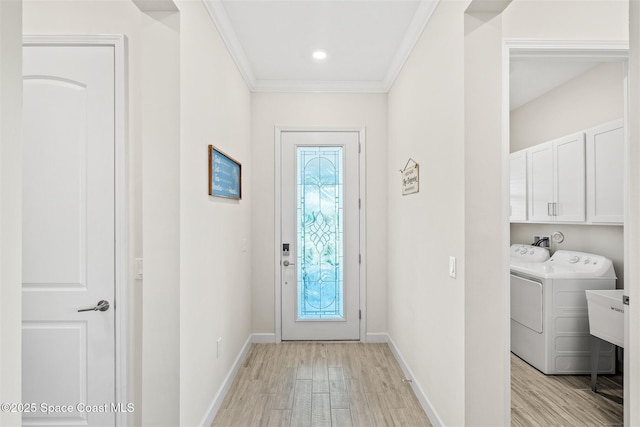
top-left (22, 44), bottom-right (116, 426)
top-left (281, 131), bottom-right (360, 340)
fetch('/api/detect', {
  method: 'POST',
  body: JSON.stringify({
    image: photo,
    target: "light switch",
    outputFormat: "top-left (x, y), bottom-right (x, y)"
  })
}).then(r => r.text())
top-left (449, 256), bottom-right (456, 279)
top-left (135, 258), bottom-right (143, 280)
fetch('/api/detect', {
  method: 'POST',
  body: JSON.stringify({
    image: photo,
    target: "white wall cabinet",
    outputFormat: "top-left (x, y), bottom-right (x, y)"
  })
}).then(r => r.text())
top-left (512, 121), bottom-right (624, 225)
top-left (509, 150), bottom-right (527, 222)
top-left (527, 141), bottom-right (554, 222)
top-left (554, 132), bottom-right (587, 222)
top-left (527, 132), bottom-right (585, 223)
top-left (586, 119), bottom-right (624, 224)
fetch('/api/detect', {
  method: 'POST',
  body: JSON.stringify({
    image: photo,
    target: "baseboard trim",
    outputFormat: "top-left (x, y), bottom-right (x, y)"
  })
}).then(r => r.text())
top-left (199, 335), bottom-right (252, 427)
top-left (365, 332), bottom-right (389, 343)
top-left (252, 333), bottom-right (277, 343)
top-left (387, 335), bottom-right (444, 427)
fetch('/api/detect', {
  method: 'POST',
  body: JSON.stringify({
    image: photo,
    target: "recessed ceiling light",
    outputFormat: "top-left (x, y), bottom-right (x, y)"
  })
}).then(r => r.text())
top-left (312, 50), bottom-right (328, 61)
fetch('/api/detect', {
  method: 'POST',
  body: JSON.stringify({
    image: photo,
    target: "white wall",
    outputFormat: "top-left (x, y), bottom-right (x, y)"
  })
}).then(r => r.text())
top-left (627, 2), bottom-right (640, 424)
top-left (511, 62), bottom-right (625, 152)
top-left (23, 2), bottom-right (181, 424)
top-left (178, 1), bottom-right (252, 425)
top-left (387, 0), bottom-right (468, 424)
top-left (503, 0), bottom-right (628, 41)
top-left (250, 92), bottom-right (388, 338)
top-left (0, 1), bottom-right (22, 426)
top-left (464, 9), bottom-right (508, 425)
top-left (510, 62), bottom-right (625, 289)
top-left (140, 10), bottom-right (180, 427)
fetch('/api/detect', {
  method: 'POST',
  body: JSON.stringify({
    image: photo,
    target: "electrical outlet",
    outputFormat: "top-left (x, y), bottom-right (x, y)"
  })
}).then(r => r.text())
top-left (217, 337), bottom-right (222, 358)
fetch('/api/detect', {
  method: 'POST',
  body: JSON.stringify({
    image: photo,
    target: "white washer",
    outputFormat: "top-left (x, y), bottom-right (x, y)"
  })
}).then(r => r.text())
top-left (510, 243), bottom-right (550, 267)
top-left (511, 249), bottom-right (617, 374)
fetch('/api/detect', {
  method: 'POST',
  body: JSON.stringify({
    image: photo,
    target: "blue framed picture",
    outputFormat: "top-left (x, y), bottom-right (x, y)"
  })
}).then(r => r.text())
top-left (209, 145), bottom-right (242, 200)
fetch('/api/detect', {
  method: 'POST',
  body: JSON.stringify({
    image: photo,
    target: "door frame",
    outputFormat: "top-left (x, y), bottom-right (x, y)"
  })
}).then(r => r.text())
top-left (23, 34), bottom-right (129, 427)
top-left (274, 126), bottom-right (366, 342)
top-left (502, 39), bottom-right (630, 425)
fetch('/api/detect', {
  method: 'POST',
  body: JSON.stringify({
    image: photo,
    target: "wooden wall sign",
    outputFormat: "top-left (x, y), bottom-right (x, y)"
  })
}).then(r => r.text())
top-left (401, 158), bottom-right (419, 196)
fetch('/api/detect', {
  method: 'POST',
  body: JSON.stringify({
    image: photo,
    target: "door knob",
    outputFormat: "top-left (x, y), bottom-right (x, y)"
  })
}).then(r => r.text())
top-left (78, 300), bottom-right (110, 312)
top-left (282, 260), bottom-right (295, 267)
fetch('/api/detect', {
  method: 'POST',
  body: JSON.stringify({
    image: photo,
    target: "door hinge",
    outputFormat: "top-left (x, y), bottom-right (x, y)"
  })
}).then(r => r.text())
top-left (359, 198), bottom-right (361, 209)
top-left (359, 254), bottom-right (361, 264)
top-left (359, 309), bottom-right (361, 320)
top-left (623, 295), bottom-right (629, 305)
top-left (358, 143), bottom-right (361, 154)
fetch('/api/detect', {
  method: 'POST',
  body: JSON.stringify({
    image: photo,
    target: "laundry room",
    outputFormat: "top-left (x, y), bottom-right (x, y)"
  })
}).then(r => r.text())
top-left (508, 53), bottom-right (626, 425)
top-left (510, 58), bottom-right (625, 289)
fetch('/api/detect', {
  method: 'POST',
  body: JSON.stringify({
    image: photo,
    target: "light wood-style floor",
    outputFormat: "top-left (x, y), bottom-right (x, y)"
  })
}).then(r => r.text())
top-left (213, 343), bottom-right (623, 427)
top-left (212, 342), bottom-right (432, 427)
top-left (511, 353), bottom-right (623, 426)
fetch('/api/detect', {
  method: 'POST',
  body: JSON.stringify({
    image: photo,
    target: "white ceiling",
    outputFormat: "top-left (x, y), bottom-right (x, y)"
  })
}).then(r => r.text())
top-left (203, 0), bottom-right (439, 92)
top-left (202, 0), bottom-right (607, 98)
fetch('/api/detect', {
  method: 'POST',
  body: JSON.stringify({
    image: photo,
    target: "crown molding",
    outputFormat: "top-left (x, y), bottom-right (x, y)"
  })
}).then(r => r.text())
top-left (383, 0), bottom-right (439, 91)
top-left (202, 0), bottom-right (257, 89)
top-left (506, 39), bottom-right (629, 59)
top-left (251, 79), bottom-right (388, 93)
top-left (202, 0), bottom-right (440, 93)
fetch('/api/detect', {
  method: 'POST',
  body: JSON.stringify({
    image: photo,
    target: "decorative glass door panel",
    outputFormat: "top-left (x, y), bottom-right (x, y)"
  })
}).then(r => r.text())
top-left (281, 131), bottom-right (360, 340)
top-left (297, 147), bottom-right (344, 320)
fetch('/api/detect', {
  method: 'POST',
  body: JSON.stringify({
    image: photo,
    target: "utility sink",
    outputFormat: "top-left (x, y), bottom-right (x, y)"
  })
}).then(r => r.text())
top-left (586, 289), bottom-right (625, 348)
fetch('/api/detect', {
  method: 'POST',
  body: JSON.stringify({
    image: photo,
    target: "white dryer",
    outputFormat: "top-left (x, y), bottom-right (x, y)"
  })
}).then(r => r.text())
top-left (509, 244), bottom-right (549, 368)
top-left (511, 249), bottom-right (617, 375)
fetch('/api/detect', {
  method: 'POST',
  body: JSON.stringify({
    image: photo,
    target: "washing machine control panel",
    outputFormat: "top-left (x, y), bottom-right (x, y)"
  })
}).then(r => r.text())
top-left (547, 250), bottom-right (613, 277)
top-left (565, 255), bottom-right (597, 265)
top-left (510, 244), bottom-right (550, 263)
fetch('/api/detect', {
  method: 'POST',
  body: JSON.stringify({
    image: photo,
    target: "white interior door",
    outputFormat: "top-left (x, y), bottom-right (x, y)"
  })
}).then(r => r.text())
top-left (22, 44), bottom-right (116, 426)
top-left (281, 131), bottom-right (360, 340)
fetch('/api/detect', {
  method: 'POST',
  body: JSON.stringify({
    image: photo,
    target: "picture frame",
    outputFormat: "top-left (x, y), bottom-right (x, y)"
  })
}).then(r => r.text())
top-left (209, 145), bottom-right (242, 200)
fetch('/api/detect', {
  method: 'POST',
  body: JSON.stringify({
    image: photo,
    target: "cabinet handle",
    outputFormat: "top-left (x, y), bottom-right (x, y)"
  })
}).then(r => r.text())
top-left (554, 202), bottom-right (558, 216)
top-left (548, 202), bottom-right (553, 216)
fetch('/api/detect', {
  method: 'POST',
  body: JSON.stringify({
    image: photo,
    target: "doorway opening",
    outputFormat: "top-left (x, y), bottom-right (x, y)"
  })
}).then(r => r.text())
top-left (504, 40), bottom-right (629, 426)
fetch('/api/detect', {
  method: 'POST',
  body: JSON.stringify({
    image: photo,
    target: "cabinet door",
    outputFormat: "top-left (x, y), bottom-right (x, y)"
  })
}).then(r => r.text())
top-left (510, 150), bottom-right (527, 221)
top-left (527, 142), bottom-right (554, 222)
top-left (554, 132), bottom-right (585, 222)
top-left (586, 119), bottom-right (624, 224)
